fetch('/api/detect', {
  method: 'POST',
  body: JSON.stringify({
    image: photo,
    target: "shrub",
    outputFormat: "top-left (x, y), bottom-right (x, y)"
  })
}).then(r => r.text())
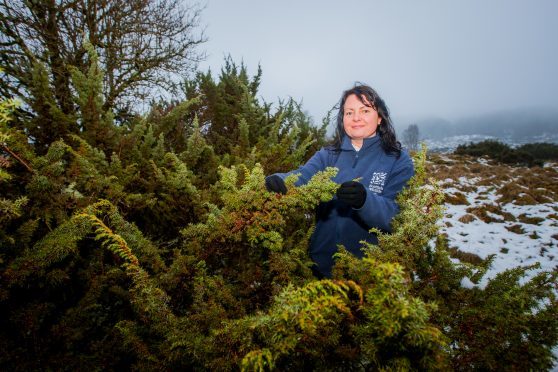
top-left (455, 140), bottom-right (548, 167)
top-left (1, 58), bottom-right (557, 371)
top-left (518, 142), bottom-right (558, 161)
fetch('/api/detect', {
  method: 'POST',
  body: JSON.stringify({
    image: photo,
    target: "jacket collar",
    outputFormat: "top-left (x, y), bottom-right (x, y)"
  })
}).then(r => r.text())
top-left (340, 135), bottom-right (381, 151)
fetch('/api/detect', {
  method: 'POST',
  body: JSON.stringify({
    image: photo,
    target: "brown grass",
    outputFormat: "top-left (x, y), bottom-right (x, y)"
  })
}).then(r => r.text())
top-left (428, 154), bottom-right (454, 166)
top-left (447, 247), bottom-right (484, 265)
top-left (429, 155), bottom-right (557, 206)
top-left (459, 185), bottom-right (478, 193)
top-left (458, 214), bottom-right (476, 223)
top-left (502, 166), bottom-right (558, 203)
top-left (469, 163), bottom-right (486, 174)
top-left (517, 213), bottom-right (544, 225)
top-left (445, 191), bottom-right (469, 205)
top-left (505, 224), bottom-right (525, 234)
top-left (431, 156), bottom-right (513, 184)
top-left (496, 184), bottom-right (555, 205)
top-left (465, 204), bottom-right (516, 223)
top-left (429, 163), bottom-right (467, 183)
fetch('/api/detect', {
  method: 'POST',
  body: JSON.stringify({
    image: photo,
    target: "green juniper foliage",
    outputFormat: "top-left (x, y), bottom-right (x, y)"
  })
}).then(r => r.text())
top-left (1, 49), bottom-right (557, 371)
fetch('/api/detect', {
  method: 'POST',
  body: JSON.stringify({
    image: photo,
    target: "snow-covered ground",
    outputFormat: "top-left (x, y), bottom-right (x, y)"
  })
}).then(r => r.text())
top-left (425, 134), bottom-right (500, 153)
top-left (442, 185), bottom-right (557, 287)
top-left (432, 155), bottom-right (558, 369)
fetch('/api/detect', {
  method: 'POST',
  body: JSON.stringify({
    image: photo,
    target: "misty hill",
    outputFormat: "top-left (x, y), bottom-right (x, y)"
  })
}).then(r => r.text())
top-left (396, 107), bottom-right (558, 142)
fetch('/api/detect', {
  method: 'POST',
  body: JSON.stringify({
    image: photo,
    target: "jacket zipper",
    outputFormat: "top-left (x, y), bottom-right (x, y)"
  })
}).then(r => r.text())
top-left (352, 152), bottom-right (359, 168)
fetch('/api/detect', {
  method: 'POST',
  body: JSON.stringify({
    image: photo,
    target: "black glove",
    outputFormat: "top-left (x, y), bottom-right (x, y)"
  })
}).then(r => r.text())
top-left (265, 175), bottom-right (287, 194)
top-left (336, 181), bottom-right (367, 209)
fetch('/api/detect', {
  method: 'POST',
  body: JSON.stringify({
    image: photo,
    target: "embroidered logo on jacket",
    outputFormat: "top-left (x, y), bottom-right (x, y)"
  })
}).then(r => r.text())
top-left (368, 172), bottom-right (387, 193)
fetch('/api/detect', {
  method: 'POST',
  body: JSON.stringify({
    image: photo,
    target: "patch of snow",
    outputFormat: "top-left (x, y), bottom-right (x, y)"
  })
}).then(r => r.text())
top-left (424, 134), bottom-right (500, 153)
top-left (442, 200), bottom-right (557, 287)
top-left (477, 157), bottom-right (490, 165)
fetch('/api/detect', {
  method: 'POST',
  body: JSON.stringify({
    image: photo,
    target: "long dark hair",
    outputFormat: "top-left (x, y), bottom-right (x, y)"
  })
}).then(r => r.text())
top-left (331, 83), bottom-right (401, 156)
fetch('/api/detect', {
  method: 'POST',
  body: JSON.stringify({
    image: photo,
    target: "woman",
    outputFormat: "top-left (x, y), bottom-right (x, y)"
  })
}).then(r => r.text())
top-left (265, 84), bottom-right (414, 278)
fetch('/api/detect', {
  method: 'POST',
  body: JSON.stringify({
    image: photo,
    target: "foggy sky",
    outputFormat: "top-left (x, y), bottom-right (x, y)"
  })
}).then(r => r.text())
top-left (198, 0), bottom-right (558, 125)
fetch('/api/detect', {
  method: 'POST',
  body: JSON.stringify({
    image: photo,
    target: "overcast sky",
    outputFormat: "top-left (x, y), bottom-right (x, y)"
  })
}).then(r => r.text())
top-left (198, 0), bottom-right (558, 125)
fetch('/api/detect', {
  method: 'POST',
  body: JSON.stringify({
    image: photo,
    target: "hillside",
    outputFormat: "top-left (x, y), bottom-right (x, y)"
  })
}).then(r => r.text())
top-left (395, 108), bottom-right (558, 152)
top-left (429, 154), bottom-right (557, 285)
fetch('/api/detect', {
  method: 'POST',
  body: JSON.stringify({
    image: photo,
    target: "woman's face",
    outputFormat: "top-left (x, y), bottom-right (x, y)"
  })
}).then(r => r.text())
top-left (343, 94), bottom-right (381, 145)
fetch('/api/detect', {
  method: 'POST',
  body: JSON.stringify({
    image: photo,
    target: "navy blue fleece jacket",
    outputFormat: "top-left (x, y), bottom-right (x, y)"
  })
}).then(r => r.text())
top-left (274, 135), bottom-right (414, 277)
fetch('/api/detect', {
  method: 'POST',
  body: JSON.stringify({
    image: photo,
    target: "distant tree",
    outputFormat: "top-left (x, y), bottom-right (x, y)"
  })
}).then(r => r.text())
top-left (402, 123), bottom-right (419, 152)
top-left (455, 140), bottom-right (510, 158)
top-left (0, 0), bottom-right (206, 150)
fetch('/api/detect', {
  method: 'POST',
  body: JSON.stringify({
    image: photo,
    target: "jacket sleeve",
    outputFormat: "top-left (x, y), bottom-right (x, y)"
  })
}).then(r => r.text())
top-left (274, 148), bottom-right (329, 186)
top-left (355, 152), bottom-right (414, 232)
